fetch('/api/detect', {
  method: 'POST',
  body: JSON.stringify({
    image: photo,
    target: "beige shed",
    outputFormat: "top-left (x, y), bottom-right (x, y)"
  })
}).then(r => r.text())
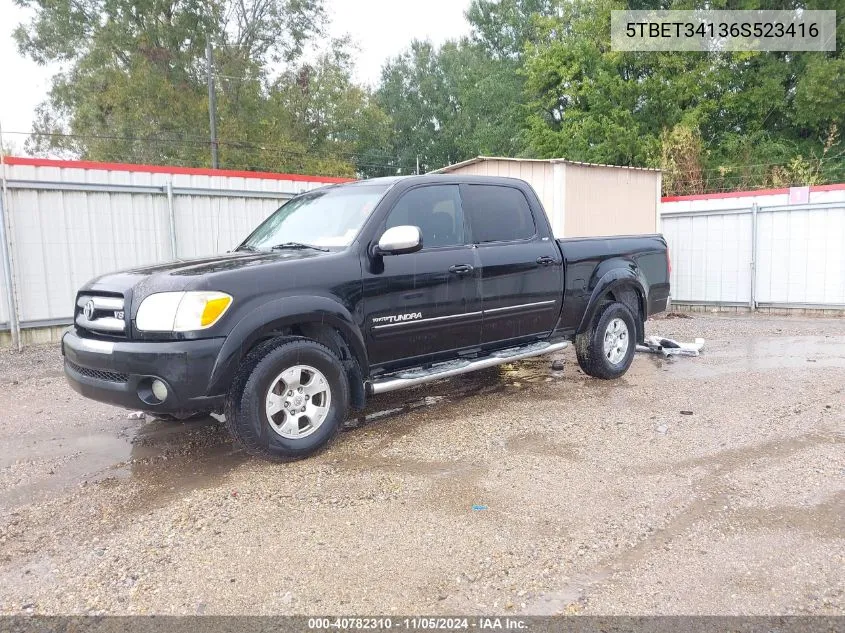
top-left (432, 156), bottom-right (661, 238)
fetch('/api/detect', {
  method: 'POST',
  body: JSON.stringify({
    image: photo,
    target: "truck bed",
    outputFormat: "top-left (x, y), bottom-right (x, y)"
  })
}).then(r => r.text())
top-left (556, 234), bottom-right (671, 335)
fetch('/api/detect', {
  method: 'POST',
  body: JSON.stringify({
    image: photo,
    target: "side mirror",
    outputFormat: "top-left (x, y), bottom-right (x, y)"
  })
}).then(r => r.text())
top-left (374, 225), bottom-right (423, 256)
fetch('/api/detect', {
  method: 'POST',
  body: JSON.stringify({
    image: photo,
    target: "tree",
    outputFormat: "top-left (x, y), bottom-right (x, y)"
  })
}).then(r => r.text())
top-left (15, 0), bottom-right (845, 190)
top-left (261, 42), bottom-right (393, 177)
top-left (377, 40), bottom-right (456, 173)
top-left (375, 0), bottom-right (566, 174)
top-left (12, 0), bottom-right (389, 176)
top-left (377, 38), bottom-right (527, 173)
top-left (521, 0), bottom-right (845, 193)
top-left (467, 0), bottom-right (556, 60)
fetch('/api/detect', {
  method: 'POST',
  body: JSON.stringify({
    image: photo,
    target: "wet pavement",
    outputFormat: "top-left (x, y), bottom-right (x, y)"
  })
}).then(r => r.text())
top-left (0, 313), bottom-right (842, 615)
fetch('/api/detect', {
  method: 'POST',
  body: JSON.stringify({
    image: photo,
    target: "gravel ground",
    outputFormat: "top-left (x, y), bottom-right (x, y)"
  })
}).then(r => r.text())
top-left (0, 313), bottom-right (842, 615)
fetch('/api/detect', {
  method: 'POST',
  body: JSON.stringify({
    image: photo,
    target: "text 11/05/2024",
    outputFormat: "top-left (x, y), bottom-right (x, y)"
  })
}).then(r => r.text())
top-left (307, 617), bottom-right (529, 630)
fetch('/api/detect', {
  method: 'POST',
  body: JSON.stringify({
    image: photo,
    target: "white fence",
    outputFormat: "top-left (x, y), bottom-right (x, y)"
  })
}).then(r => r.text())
top-left (661, 186), bottom-right (845, 309)
top-left (0, 157), bottom-right (347, 340)
top-left (3, 163), bottom-right (841, 344)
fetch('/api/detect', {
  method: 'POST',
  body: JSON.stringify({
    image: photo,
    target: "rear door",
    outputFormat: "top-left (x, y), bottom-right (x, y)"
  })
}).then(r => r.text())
top-left (362, 184), bottom-right (482, 368)
top-left (460, 183), bottom-right (563, 345)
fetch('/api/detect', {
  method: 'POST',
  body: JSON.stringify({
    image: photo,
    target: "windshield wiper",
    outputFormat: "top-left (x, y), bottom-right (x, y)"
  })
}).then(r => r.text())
top-left (235, 244), bottom-right (259, 252)
top-left (270, 242), bottom-right (330, 252)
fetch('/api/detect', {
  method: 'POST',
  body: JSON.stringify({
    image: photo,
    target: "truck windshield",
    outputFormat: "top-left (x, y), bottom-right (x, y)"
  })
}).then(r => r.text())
top-left (238, 184), bottom-right (389, 251)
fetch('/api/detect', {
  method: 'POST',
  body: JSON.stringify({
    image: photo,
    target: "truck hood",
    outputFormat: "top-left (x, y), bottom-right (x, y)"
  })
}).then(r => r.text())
top-left (82, 249), bottom-right (330, 296)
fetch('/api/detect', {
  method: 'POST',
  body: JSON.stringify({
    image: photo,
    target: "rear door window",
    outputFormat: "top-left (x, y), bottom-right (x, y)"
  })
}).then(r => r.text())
top-left (461, 185), bottom-right (536, 244)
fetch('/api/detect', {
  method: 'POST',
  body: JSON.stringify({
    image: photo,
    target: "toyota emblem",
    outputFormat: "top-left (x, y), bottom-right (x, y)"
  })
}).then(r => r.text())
top-left (83, 300), bottom-right (96, 320)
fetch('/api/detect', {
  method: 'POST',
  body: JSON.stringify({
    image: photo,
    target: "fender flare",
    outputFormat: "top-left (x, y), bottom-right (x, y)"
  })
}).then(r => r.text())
top-left (576, 267), bottom-right (648, 338)
top-left (207, 295), bottom-right (368, 395)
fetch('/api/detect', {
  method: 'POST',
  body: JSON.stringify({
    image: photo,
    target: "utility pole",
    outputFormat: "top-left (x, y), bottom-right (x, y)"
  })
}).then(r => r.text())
top-left (206, 41), bottom-right (219, 169)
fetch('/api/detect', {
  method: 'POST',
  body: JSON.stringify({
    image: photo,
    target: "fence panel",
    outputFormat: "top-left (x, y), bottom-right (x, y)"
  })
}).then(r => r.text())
top-left (172, 193), bottom-right (284, 258)
top-left (0, 158), bottom-right (344, 331)
top-left (7, 186), bottom-right (171, 323)
top-left (661, 211), bottom-right (753, 305)
top-left (662, 192), bottom-right (845, 309)
top-left (0, 195), bottom-right (9, 326)
top-left (756, 205), bottom-right (845, 305)
top-left (169, 173), bottom-right (299, 257)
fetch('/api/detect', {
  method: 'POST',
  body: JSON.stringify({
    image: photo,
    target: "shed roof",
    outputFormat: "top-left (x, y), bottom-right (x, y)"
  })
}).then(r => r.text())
top-left (431, 156), bottom-right (661, 174)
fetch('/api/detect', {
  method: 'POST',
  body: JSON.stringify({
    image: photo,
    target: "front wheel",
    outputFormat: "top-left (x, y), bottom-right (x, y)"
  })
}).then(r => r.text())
top-left (575, 301), bottom-right (638, 379)
top-left (224, 338), bottom-right (349, 460)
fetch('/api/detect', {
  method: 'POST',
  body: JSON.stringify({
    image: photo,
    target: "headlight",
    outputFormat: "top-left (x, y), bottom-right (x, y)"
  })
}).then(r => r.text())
top-left (135, 291), bottom-right (233, 332)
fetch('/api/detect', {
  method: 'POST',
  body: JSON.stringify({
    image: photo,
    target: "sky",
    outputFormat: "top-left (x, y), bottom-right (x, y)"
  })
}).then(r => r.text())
top-left (0, 0), bottom-right (472, 151)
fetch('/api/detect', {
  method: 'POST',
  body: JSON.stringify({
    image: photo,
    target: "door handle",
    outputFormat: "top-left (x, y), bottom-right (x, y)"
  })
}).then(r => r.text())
top-left (448, 264), bottom-right (474, 275)
top-left (536, 256), bottom-right (556, 266)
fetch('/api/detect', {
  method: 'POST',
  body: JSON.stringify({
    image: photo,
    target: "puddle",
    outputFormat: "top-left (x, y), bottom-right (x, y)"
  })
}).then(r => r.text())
top-left (0, 431), bottom-right (134, 509)
top-left (662, 336), bottom-right (845, 379)
top-left (0, 414), bottom-right (243, 512)
top-left (0, 354), bottom-right (572, 512)
top-left (122, 428), bottom-right (248, 510)
top-left (348, 358), bottom-right (567, 430)
top-left (9, 333), bottom-right (837, 513)
top-left (643, 432), bottom-right (844, 476)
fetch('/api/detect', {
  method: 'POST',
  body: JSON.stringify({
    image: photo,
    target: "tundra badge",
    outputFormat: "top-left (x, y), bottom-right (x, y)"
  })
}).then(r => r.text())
top-left (372, 312), bottom-right (423, 324)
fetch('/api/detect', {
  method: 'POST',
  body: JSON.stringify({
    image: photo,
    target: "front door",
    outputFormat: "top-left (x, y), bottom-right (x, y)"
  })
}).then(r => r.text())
top-left (460, 183), bottom-right (563, 345)
top-left (362, 184), bottom-right (482, 369)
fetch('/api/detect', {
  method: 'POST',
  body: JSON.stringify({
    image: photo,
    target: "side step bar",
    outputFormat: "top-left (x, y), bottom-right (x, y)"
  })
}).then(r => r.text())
top-left (370, 341), bottom-right (570, 395)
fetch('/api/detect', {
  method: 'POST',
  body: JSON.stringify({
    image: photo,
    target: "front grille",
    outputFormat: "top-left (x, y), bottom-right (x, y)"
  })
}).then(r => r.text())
top-left (65, 359), bottom-right (129, 383)
top-left (75, 293), bottom-right (127, 338)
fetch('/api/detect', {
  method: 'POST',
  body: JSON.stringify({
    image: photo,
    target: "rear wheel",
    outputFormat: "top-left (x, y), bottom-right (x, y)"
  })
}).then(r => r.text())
top-left (575, 301), bottom-right (637, 379)
top-left (224, 338), bottom-right (349, 460)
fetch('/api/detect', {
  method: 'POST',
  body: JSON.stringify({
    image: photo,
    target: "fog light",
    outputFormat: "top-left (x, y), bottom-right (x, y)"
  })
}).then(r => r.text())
top-left (151, 379), bottom-right (168, 402)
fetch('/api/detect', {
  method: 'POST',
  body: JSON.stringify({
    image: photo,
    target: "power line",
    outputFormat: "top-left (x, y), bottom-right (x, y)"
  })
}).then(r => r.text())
top-left (3, 129), bottom-right (406, 163)
top-left (11, 130), bottom-right (840, 188)
top-left (665, 163), bottom-right (845, 181)
top-left (18, 128), bottom-right (842, 172)
top-left (667, 156), bottom-right (845, 173)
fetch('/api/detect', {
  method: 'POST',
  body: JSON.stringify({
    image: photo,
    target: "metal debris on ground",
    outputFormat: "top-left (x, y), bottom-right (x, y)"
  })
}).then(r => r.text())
top-left (636, 336), bottom-right (705, 357)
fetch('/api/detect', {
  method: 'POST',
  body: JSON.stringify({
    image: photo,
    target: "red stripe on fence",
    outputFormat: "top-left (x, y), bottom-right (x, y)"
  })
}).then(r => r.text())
top-left (662, 183), bottom-right (845, 202)
top-left (2, 156), bottom-right (355, 184)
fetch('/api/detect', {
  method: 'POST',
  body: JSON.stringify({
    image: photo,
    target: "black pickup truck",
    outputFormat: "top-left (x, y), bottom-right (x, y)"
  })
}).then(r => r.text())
top-left (63, 175), bottom-right (669, 459)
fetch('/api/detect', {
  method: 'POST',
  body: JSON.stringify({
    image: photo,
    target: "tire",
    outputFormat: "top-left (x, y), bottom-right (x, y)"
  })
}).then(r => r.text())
top-left (224, 337), bottom-right (349, 460)
top-left (575, 301), bottom-right (638, 379)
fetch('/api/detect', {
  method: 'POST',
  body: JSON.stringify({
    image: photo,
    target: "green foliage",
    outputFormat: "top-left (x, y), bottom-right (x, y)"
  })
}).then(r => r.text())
top-left (521, 0), bottom-right (845, 193)
top-left (661, 124), bottom-right (706, 195)
top-left (793, 58), bottom-right (845, 129)
top-left (13, 0), bottom-right (386, 176)
top-left (377, 39), bottom-right (526, 173)
top-left (13, 0), bottom-right (845, 191)
top-left (375, 0), bottom-right (556, 173)
top-left (467, 0), bottom-right (556, 59)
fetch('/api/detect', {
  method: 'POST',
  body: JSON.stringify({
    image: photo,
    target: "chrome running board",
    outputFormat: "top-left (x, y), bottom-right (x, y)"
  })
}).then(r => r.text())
top-left (370, 341), bottom-right (569, 395)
